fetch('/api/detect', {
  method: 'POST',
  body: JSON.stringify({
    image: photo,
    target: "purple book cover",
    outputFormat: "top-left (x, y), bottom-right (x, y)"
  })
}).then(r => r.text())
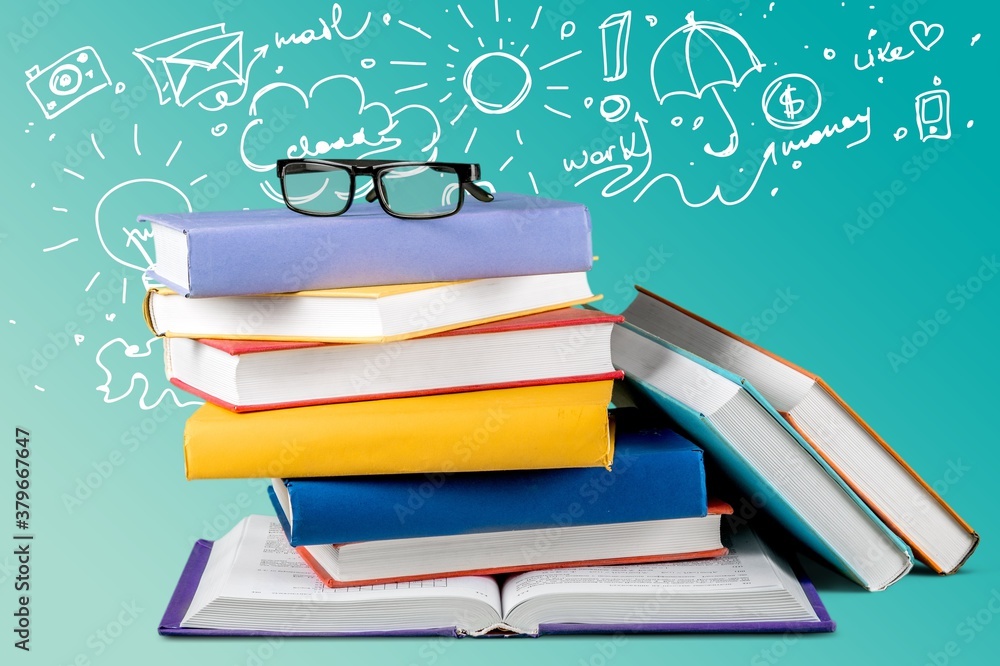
top-left (142, 192), bottom-right (593, 298)
top-left (158, 540), bottom-right (836, 637)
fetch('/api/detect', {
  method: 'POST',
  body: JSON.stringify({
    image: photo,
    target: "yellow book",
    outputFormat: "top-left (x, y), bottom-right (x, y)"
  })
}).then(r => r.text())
top-left (184, 381), bottom-right (615, 479)
top-left (144, 272), bottom-right (598, 343)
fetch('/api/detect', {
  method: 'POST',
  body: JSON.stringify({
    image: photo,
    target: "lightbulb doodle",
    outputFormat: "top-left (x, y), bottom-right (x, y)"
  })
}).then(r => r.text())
top-left (43, 123), bottom-right (204, 312)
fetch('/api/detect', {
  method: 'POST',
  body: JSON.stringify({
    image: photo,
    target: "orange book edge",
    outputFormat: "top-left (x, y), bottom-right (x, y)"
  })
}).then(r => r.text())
top-left (298, 500), bottom-right (733, 588)
top-left (636, 286), bottom-right (980, 574)
top-left (144, 288), bottom-right (602, 343)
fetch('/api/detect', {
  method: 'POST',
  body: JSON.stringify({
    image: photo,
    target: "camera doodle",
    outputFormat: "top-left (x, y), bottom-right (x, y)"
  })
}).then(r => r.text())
top-left (25, 46), bottom-right (112, 120)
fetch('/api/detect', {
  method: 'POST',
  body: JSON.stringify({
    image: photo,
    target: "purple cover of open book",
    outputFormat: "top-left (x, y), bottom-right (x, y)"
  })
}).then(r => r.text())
top-left (158, 540), bottom-right (836, 637)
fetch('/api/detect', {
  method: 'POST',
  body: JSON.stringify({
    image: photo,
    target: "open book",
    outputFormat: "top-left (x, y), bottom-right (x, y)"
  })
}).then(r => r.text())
top-left (159, 515), bottom-right (834, 637)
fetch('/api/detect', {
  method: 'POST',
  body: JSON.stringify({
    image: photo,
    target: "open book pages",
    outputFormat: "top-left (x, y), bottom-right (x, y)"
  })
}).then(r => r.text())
top-left (178, 515), bottom-right (821, 636)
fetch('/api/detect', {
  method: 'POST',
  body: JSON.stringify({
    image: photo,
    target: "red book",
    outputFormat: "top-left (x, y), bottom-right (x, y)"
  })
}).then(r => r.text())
top-left (166, 308), bottom-right (624, 412)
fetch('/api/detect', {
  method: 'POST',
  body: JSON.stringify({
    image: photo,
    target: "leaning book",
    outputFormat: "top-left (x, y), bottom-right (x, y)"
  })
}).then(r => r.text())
top-left (159, 515), bottom-right (835, 637)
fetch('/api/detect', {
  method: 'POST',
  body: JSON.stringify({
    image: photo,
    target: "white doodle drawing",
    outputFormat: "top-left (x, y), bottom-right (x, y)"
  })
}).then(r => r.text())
top-left (632, 143), bottom-right (778, 206)
top-left (824, 48), bottom-right (836, 60)
top-left (910, 21), bottom-right (944, 51)
top-left (95, 338), bottom-right (201, 411)
top-left (95, 178), bottom-right (192, 273)
top-left (133, 24), bottom-right (268, 111)
top-left (274, 3), bottom-right (372, 48)
top-left (600, 11), bottom-right (631, 81)
top-left (25, 46), bottom-right (111, 119)
top-left (971, 33), bottom-right (981, 46)
top-left (650, 12), bottom-right (765, 158)
top-left (42, 238), bottom-right (79, 252)
top-left (570, 112), bottom-right (654, 198)
top-left (241, 75), bottom-right (441, 204)
top-left (894, 127), bottom-right (908, 141)
top-left (915, 88), bottom-right (951, 141)
top-left (645, 16), bottom-right (657, 28)
top-left (600, 94), bottom-right (631, 122)
top-left (854, 27), bottom-right (913, 71)
top-left (438, 2), bottom-right (580, 193)
top-left (761, 74), bottom-right (822, 131)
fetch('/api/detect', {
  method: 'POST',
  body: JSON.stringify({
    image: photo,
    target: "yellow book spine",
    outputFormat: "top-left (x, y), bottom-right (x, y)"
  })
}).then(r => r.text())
top-left (184, 381), bottom-right (614, 479)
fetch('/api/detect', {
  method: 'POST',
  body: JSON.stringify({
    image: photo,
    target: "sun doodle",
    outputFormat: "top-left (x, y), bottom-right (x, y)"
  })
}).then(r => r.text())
top-left (431, 2), bottom-right (582, 194)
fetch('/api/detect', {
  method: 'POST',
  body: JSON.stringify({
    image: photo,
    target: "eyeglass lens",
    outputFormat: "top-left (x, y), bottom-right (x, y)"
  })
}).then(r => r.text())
top-left (282, 163), bottom-right (353, 215)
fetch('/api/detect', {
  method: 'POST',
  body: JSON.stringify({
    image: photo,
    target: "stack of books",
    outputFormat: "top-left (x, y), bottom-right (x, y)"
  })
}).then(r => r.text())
top-left (141, 191), bottom-right (975, 639)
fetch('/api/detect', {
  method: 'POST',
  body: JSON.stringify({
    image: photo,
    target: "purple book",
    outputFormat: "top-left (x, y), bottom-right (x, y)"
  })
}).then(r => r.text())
top-left (142, 192), bottom-right (593, 298)
top-left (158, 520), bottom-right (835, 637)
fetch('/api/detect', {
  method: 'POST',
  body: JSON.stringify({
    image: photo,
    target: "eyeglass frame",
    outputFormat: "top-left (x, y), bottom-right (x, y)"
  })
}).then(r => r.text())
top-left (275, 158), bottom-right (495, 219)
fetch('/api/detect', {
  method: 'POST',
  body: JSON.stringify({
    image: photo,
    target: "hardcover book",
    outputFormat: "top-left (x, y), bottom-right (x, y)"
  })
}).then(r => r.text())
top-left (278, 500), bottom-right (732, 587)
top-left (183, 381), bottom-right (615, 479)
top-left (143, 272), bottom-right (597, 343)
top-left (621, 287), bottom-right (979, 574)
top-left (166, 308), bottom-right (623, 411)
top-left (269, 415), bottom-right (709, 546)
top-left (611, 322), bottom-right (913, 591)
top-left (143, 192), bottom-right (594, 298)
top-left (159, 516), bottom-right (835, 636)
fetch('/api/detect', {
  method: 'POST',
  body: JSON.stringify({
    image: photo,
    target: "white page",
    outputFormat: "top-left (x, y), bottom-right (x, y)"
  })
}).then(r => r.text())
top-left (501, 528), bottom-right (781, 615)
top-left (184, 516), bottom-right (501, 622)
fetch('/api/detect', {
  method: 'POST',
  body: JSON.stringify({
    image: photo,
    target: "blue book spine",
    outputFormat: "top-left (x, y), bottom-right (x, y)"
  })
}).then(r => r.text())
top-left (270, 427), bottom-right (707, 546)
top-left (143, 192), bottom-right (593, 297)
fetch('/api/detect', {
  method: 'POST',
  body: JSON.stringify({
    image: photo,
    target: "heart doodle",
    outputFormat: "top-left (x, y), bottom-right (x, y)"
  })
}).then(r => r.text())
top-left (910, 21), bottom-right (944, 51)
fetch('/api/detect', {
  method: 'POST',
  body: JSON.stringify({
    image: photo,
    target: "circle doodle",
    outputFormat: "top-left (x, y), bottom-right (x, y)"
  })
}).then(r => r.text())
top-left (761, 74), bottom-right (822, 131)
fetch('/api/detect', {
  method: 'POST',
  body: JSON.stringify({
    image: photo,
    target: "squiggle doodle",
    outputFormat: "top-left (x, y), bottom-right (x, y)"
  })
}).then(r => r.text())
top-left (95, 338), bottom-right (201, 411)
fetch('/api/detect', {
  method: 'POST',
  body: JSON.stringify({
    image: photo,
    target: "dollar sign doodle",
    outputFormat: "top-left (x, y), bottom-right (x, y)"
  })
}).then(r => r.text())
top-left (778, 84), bottom-right (805, 119)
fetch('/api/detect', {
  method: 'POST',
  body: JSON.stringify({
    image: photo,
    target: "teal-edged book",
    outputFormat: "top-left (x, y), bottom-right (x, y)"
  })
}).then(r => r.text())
top-left (611, 322), bottom-right (913, 591)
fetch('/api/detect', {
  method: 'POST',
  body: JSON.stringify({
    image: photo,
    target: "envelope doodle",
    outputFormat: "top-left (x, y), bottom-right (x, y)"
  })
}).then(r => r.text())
top-left (132, 23), bottom-right (265, 111)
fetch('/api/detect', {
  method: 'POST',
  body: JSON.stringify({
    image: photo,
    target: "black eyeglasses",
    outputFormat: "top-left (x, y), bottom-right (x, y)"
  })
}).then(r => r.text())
top-left (276, 158), bottom-right (495, 219)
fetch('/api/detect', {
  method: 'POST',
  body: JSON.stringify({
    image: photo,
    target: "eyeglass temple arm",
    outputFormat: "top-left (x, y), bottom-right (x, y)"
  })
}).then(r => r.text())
top-left (464, 182), bottom-right (494, 202)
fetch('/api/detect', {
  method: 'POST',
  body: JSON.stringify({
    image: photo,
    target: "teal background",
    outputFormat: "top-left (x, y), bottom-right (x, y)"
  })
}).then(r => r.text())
top-left (1, 0), bottom-right (997, 664)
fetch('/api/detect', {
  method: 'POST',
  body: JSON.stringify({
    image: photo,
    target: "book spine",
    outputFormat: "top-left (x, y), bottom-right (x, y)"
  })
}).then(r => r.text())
top-left (184, 382), bottom-right (614, 479)
top-left (167, 209), bottom-right (593, 298)
top-left (279, 443), bottom-right (706, 545)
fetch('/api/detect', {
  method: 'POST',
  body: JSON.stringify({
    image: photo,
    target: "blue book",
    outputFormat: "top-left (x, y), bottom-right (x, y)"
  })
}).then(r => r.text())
top-left (267, 416), bottom-right (708, 546)
top-left (611, 322), bottom-right (914, 591)
top-left (142, 192), bottom-right (593, 297)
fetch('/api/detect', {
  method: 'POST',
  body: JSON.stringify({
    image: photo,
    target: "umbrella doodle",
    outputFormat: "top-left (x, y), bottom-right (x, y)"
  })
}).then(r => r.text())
top-left (650, 11), bottom-right (764, 158)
